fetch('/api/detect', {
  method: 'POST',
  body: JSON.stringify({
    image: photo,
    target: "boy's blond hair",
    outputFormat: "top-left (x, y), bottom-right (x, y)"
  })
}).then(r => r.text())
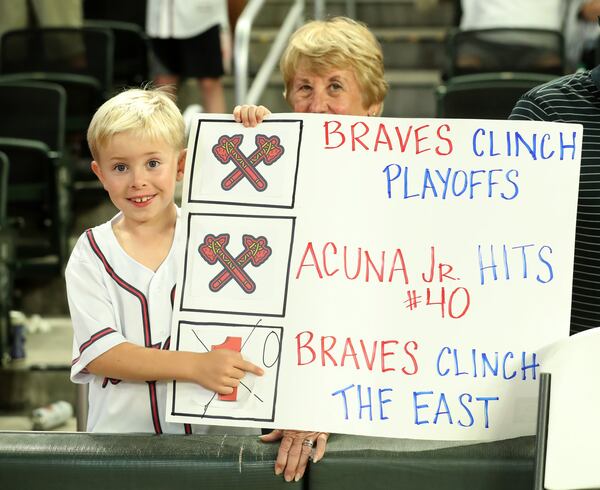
top-left (280, 17), bottom-right (388, 114)
top-left (87, 87), bottom-right (185, 160)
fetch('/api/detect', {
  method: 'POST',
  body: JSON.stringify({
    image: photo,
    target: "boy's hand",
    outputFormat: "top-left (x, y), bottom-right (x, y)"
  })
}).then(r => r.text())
top-left (193, 349), bottom-right (264, 394)
top-left (233, 104), bottom-right (271, 127)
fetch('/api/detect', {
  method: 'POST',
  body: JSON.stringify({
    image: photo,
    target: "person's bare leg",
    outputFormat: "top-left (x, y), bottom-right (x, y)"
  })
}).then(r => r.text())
top-left (154, 74), bottom-right (180, 95)
top-left (198, 77), bottom-right (226, 113)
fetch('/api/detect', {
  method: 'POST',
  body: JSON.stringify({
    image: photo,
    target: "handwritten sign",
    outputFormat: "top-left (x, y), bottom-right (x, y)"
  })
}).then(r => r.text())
top-left (538, 328), bottom-right (600, 490)
top-left (167, 114), bottom-right (582, 440)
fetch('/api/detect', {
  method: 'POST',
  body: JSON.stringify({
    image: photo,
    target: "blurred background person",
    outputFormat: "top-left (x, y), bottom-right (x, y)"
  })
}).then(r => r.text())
top-left (146, 0), bottom-right (228, 113)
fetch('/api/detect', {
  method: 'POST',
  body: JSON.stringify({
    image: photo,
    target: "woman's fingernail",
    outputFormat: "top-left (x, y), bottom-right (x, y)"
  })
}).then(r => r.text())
top-left (294, 474), bottom-right (301, 482)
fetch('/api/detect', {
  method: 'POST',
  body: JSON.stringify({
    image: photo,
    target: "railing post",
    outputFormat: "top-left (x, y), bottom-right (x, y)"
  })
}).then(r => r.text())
top-left (314, 0), bottom-right (325, 19)
top-left (234, 0), bottom-right (305, 106)
top-left (234, 0), bottom-right (266, 106)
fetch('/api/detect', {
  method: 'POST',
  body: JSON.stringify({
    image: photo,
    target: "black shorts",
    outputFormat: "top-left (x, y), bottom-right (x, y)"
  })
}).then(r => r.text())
top-left (150, 24), bottom-right (224, 79)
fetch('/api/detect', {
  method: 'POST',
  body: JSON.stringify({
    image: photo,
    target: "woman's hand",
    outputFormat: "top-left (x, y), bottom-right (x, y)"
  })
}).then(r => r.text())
top-left (260, 429), bottom-right (329, 482)
top-left (233, 104), bottom-right (271, 127)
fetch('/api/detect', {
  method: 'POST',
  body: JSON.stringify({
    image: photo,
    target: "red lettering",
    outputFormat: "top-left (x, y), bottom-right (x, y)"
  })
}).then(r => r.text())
top-left (388, 249), bottom-right (409, 284)
top-left (402, 341), bottom-right (419, 375)
top-left (436, 124), bottom-right (453, 155)
top-left (359, 339), bottom-right (377, 371)
top-left (324, 120), bottom-right (344, 149)
top-left (296, 331), bottom-right (316, 365)
top-left (323, 242), bottom-right (339, 277)
top-left (395, 125), bottom-right (413, 152)
top-left (439, 263), bottom-right (458, 281)
top-left (422, 246), bottom-right (436, 283)
top-left (340, 338), bottom-right (360, 369)
top-left (365, 250), bottom-right (385, 282)
top-left (295, 242), bottom-right (323, 279)
top-left (343, 246), bottom-right (362, 280)
top-left (321, 336), bottom-right (338, 366)
top-left (381, 340), bottom-right (399, 372)
top-left (449, 287), bottom-right (470, 319)
top-left (351, 121), bottom-right (370, 151)
top-left (415, 124), bottom-right (431, 154)
top-left (426, 287), bottom-right (446, 318)
top-left (374, 123), bottom-right (393, 151)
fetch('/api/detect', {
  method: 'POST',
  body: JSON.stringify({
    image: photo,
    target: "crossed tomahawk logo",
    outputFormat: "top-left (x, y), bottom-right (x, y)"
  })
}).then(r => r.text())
top-left (199, 234), bottom-right (272, 294)
top-left (212, 134), bottom-right (284, 191)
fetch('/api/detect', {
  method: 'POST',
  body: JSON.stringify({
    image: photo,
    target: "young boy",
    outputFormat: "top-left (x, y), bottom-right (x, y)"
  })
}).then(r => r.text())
top-left (66, 87), bottom-right (263, 433)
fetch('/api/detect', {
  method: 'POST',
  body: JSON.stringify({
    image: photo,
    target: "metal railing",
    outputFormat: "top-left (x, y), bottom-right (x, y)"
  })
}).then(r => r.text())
top-left (233, 0), bottom-right (359, 106)
top-left (234, 0), bottom-right (305, 105)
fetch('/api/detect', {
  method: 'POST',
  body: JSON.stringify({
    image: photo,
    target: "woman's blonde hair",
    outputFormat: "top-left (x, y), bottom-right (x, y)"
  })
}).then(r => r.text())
top-left (87, 86), bottom-right (185, 160)
top-left (280, 17), bottom-right (388, 114)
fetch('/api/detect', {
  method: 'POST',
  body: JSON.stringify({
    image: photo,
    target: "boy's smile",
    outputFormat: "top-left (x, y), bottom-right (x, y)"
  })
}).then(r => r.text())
top-left (91, 131), bottom-right (185, 228)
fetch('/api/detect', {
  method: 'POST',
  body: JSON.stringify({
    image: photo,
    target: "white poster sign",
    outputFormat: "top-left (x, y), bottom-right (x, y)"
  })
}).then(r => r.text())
top-left (167, 114), bottom-right (581, 440)
top-left (538, 328), bottom-right (600, 490)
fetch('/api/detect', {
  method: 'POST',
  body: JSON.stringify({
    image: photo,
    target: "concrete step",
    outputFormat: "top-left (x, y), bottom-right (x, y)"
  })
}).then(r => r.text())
top-left (0, 317), bottom-right (75, 412)
top-left (253, 0), bottom-right (456, 28)
top-left (0, 415), bottom-right (77, 432)
top-left (247, 27), bottom-right (449, 72)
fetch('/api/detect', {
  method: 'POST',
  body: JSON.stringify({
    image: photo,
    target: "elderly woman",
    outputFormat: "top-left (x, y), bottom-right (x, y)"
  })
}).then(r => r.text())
top-left (234, 16), bottom-right (388, 482)
top-left (235, 16), bottom-right (388, 124)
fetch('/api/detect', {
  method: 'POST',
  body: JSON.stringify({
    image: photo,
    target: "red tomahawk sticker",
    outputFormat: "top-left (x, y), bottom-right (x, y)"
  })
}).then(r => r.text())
top-left (212, 134), bottom-right (284, 192)
top-left (198, 233), bottom-right (272, 293)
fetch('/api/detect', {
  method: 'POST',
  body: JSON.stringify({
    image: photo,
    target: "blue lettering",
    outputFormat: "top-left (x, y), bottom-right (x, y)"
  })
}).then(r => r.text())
top-left (559, 131), bottom-right (577, 160)
top-left (540, 133), bottom-right (555, 159)
top-left (502, 352), bottom-right (516, 380)
top-left (512, 243), bottom-right (535, 279)
top-left (515, 131), bottom-right (537, 160)
top-left (472, 128), bottom-right (485, 156)
top-left (521, 352), bottom-right (539, 380)
top-left (481, 352), bottom-right (499, 377)
top-left (500, 169), bottom-right (519, 200)
top-left (378, 388), bottom-right (393, 421)
top-left (331, 384), bottom-right (354, 420)
top-left (458, 393), bottom-right (474, 427)
top-left (403, 165), bottom-right (419, 199)
top-left (436, 168), bottom-right (452, 199)
top-left (434, 393), bottom-right (453, 425)
top-left (413, 391), bottom-right (433, 425)
top-left (436, 346), bottom-right (451, 376)
top-left (358, 384), bottom-right (373, 421)
top-left (476, 396), bottom-right (499, 429)
top-left (487, 169), bottom-right (502, 197)
top-left (383, 164), bottom-right (401, 199)
top-left (489, 130), bottom-right (500, 156)
top-left (452, 170), bottom-right (468, 196)
top-left (453, 348), bottom-right (468, 376)
top-left (422, 168), bottom-right (438, 198)
top-left (537, 245), bottom-right (554, 283)
top-left (478, 244), bottom-right (498, 285)
top-left (469, 169), bottom-right (486, 198)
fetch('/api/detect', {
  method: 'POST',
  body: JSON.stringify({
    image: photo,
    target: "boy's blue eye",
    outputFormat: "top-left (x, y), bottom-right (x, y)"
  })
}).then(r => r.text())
top-left (114, 163), bottom-right (127, 172)
top-left (147, 159), bottom-right (160, 169)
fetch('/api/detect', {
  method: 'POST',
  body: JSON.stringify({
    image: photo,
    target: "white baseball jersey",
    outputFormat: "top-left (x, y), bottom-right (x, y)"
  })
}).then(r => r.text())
top-left (66, 210), bottom-right (200, 433)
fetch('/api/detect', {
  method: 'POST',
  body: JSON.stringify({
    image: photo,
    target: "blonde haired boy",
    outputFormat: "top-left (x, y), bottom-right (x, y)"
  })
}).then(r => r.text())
top-left (67, 87), bottom-right (263, 433)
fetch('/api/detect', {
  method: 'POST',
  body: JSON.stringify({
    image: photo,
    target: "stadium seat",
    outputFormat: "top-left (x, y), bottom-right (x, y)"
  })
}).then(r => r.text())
top-left (436, 72), bottom-right (558, 119)
top-left (445, 28), bottom-right (565, 80)
top-left (85, 20), bottom-right (150, 88)
top-left (0, 81), bottom-right (71, 275)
